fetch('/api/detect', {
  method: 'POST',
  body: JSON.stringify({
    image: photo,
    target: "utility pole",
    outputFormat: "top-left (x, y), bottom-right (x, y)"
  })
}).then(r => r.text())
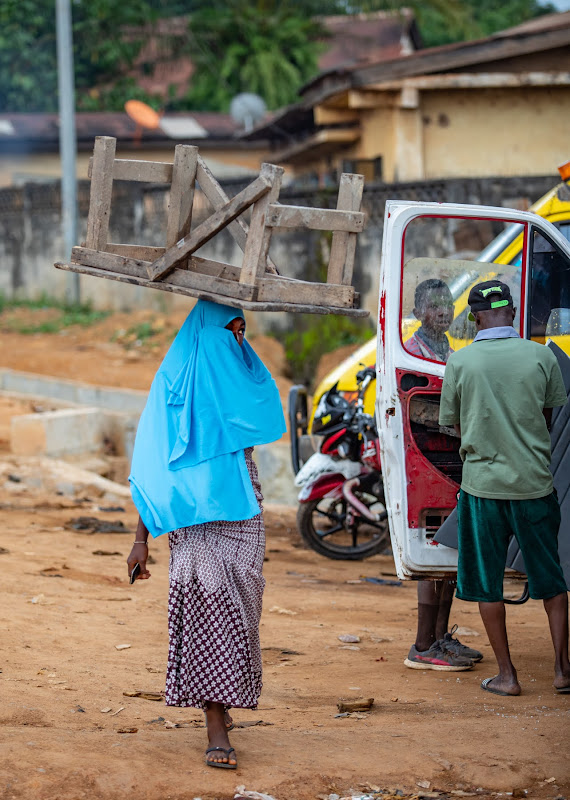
top-left (56, 0), bottom-right (80, 304)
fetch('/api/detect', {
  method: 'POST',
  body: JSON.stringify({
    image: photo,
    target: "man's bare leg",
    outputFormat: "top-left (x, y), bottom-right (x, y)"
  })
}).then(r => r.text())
top-left (435, 580), bottom-right (455, 641)
top-left (478, 600), bottom-right (521, 695)
top-left (543, 592), bottom-right (570, 690)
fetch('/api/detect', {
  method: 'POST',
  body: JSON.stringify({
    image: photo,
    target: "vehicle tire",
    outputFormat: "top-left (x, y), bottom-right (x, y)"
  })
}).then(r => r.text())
top-left (296, 495), bottom-right (390, 561)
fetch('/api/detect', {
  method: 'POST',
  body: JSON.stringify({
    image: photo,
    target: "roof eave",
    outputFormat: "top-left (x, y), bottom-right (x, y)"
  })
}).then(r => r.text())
top-left (300, 22), bottom-right (570, 107)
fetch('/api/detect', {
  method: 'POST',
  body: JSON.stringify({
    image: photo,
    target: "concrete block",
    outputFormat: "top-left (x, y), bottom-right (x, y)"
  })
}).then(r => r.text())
top-left (0, 456), bottom-right (132, 499)
top-left (0, 369), bottom-right (147, 415)
top-left (254, 442), bottom-right (297, 507)
top-left (10, 407), bottom-right (134, 460)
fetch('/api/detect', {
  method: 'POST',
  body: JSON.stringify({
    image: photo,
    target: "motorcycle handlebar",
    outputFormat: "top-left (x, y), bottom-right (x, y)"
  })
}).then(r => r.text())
top-left (349, 412), bottom-right (377, 435)
top-left (356, 366), bottom-right (376, 384)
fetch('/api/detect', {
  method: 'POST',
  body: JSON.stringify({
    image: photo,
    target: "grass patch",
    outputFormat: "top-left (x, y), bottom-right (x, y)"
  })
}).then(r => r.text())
top-left (281, 314), bottom-right (374, 387)
top-left (112, 320), bottom-right (164, 348)
top-left (0, 293), bottom-right (110, 334)
top-left (276, 232), bottom-right (374, 386)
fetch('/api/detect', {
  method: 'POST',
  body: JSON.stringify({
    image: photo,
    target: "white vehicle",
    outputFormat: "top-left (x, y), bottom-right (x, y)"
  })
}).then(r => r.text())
top-left (376, 201), bottom-right (570, 581)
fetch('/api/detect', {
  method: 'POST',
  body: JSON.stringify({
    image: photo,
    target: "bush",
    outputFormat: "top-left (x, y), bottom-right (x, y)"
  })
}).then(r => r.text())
top-left (281, 314), bottom-right (374, 388)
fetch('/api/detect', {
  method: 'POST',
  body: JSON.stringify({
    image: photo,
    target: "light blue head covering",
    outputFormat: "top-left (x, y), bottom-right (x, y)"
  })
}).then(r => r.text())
top-left (129, 300), bottom-right (285, 537)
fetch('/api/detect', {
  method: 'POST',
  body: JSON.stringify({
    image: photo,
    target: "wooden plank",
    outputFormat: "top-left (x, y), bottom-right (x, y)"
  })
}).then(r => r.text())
top-left (88, 157), bottom-right (173, 183)
top-left (72, 246), bottom-right (149, 276)
top-left (147, 171), bottom-right (273, 282)
top-left (257, 275), bottom-right (354, 308)
top-left (265, 204), bottom-right (364, 232)
top-left (375, 71), bottom-right (570, 91)
top-left (105, 243), bottom-right (166, 261)
top-left (56, 262), bottom-right (370, 316)
top-left (189, 255), bottom-right (241, 282)
top-left (166, 145), bottom-right (198, 271)
top-left (195, 156), bottom-right (246, 246)
top-left (167, 265), bottom-right (257, 300)
top-left (71, 247), bottom-right (256, 300)
top-left (196, 155), bottom-right (279, 275)
top-left (85, 136), bottom-right (116, 251)
top-left (240, 164), bottom-right (283, 286)
top-left (327, 173), bottom-right (364, 286)
top-left (104, 246), bottom-right (240, 280)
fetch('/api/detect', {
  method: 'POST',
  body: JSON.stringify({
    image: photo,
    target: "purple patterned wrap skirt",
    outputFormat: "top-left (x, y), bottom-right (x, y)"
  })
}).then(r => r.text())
top-left (165, 448), bottom-right (265, 709)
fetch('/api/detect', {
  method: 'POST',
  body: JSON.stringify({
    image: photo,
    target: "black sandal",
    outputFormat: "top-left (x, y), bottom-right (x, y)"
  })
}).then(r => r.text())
top-left (205, 746), bottom-right (237, 769)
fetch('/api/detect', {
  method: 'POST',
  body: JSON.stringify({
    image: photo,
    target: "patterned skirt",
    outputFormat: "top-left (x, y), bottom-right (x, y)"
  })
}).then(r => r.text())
top-left (165, 448), bottom-right (265, 709)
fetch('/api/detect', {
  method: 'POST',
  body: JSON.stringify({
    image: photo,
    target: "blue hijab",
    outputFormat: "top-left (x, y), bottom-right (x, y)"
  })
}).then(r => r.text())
top-left (129, 300), bottom-right (286, 538)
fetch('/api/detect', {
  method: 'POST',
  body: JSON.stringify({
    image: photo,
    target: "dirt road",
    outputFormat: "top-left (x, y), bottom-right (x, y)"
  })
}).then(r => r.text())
top-left (0, 491), bottom-right (568, 800)
top-left (0, 313), bottom-right (568, 800)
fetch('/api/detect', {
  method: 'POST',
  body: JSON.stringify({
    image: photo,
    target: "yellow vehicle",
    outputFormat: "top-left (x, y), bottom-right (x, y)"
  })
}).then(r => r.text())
top-left (309, 164), bottom-right (570, 425)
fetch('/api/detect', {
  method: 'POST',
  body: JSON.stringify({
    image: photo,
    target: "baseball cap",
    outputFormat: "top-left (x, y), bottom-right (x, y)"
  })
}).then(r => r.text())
top-left (467, 280), bottom-right (514, 321)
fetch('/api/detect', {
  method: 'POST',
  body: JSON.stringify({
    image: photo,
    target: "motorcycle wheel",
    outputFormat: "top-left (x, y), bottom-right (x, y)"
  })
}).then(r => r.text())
top-left (296, 495), bottom-right (390, 561)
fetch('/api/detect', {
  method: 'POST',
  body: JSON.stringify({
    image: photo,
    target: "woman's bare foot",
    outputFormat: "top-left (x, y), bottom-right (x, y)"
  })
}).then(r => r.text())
top-left (205, 702), bottom-right (237, 767)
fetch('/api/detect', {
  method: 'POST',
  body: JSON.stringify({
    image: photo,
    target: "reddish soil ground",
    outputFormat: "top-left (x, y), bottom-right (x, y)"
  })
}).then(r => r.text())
top-left (0, 312), bottom-right (568, 800)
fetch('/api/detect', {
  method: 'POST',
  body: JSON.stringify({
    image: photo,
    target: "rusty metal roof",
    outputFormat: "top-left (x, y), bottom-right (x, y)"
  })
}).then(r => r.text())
top-left (300, 10), bottom-right (570, 104)
top-left (0, 112), bottom-right (253, 154)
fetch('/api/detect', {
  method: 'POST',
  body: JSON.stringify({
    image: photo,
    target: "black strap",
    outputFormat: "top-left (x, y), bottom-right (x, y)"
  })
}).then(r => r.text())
top-left (206, 747), bottom-right (235, 756)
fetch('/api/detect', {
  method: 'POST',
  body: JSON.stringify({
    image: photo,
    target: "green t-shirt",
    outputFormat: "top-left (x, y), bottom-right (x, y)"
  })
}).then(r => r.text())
top-left (439, 337), bottom-right (567, 499)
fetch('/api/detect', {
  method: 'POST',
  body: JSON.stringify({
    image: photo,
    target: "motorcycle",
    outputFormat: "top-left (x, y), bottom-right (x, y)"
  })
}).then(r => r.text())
top-left (289, 367), bottom-right (390, 560)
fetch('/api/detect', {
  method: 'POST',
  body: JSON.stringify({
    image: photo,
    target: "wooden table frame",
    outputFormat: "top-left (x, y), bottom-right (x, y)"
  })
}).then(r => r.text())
top-left (55, 136), bottom-right (369, 316)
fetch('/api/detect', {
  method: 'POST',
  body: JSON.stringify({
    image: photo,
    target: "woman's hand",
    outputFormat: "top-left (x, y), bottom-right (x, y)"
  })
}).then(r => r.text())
top-left (127, 542), bottom-right (151, 581)
top-left (127, 516), bottom-right (151, 581)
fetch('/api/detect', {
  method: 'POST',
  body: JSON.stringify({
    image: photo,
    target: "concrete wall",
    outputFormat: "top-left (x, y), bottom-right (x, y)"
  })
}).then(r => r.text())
top-left (0, 173), bottom-right (560, 330)
top-left (314, 84), bottom-right (570, 184)
top-left (421, 87), bottom-right (570, 180)
top-left (0, 145), bottom-right (269, 188)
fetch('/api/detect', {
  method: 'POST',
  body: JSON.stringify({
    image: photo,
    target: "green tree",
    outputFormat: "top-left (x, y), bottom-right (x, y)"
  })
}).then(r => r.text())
top-left (0, 0), bottom-right (557, 113)
top-left (309, 0), bottom-right (556, 47)
top-left (0, 0), bottom-right (160, 112)
top-left (0, 0), bottom-right (57, 111)
top-left (465, 0), bottom-right (556, 38)
top-left (180, 0), bottom-right (325, 111)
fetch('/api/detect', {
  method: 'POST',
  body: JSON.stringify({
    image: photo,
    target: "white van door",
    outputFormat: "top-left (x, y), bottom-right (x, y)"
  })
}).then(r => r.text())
top-left (376, 200), bottom-right (570, 579)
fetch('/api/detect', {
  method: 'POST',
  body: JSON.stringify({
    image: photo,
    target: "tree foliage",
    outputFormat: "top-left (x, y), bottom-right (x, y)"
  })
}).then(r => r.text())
top-left (298, 0), bottom-right (556, 48)
top-left (0, 0), bottom-right (558, 113)
top-left (180, 0), bottom-right (324, 111)
top-left (0, 0), bottom-right (160, 112)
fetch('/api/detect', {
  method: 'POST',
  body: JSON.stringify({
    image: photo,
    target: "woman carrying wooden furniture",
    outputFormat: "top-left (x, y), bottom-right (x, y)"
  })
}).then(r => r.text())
top-left (126, 299), bottom-right (285, 769)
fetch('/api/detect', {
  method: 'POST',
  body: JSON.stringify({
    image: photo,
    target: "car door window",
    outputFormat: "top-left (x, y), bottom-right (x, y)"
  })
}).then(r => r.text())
top-left (401, 216), bottom-right (523, 363)
top-left (529, 228), bottom-right (570, 340)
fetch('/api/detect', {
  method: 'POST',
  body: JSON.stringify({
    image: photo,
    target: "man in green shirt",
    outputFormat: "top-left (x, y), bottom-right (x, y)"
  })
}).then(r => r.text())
top-left (439, 280), bottom-right (569, 697)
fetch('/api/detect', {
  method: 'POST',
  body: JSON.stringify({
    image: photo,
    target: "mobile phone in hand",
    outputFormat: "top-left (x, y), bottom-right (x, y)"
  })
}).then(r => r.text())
top-left (129, 563), bottom-right (141, 584)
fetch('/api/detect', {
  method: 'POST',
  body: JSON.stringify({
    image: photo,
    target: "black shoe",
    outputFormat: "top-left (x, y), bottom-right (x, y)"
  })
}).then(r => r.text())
top-left (441, 624), bottom-right (483, 662)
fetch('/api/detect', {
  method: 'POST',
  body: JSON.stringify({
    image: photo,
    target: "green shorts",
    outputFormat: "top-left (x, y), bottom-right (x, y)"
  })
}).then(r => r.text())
top-left (456, 489), bottom-right (567, 603)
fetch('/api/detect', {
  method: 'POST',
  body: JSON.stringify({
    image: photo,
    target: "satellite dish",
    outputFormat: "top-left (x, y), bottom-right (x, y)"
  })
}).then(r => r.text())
top-left (230, 93), bottom-right (267, 133)
top-left (125, 100), bottom-right (162, 146)
top-left (125, 100), bottom-right (161, 130)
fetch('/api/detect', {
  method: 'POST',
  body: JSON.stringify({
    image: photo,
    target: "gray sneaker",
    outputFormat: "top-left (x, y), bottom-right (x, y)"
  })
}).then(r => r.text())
top-left (441, 625), bottom-right (483, 662)
top-left (404, 640), bottom-right (474, 671)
